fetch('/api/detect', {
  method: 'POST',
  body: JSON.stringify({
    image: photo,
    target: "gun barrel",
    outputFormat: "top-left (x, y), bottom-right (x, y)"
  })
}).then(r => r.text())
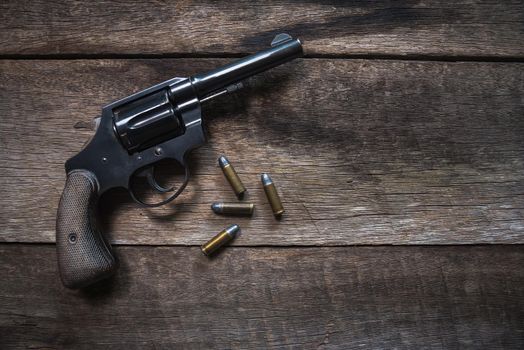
top-left (190, 35), bottom-right (302, 99)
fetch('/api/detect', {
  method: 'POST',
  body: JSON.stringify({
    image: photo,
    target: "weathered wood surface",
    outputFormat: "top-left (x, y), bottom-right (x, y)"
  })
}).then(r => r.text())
top-left (1, 59), bottom-right (523, 245)
top-left (1, 244), bottom-right (523, 349)
top-left (1, 1), bottom-right (523, 58)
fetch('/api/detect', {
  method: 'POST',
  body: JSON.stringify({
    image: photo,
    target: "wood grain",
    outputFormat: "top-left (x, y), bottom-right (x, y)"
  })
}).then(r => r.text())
top-left (1, 58), bottom-right (523, 245)
top-left (1, 244), bottom-right (523, 349)
top-left (0, 1), bottom-right (523, 58)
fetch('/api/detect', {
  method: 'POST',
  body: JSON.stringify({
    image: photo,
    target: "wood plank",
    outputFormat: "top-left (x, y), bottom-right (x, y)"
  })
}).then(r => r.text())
top-left (0, 59), bottom-right (523, 245)
top-left (0, 244), bottom-right (523, 349)
top-left (1, 1), bottom-right (523, 57)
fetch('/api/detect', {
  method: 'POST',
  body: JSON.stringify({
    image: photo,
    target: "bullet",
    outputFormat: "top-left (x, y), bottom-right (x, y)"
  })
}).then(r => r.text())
top-left (261, 173), bottom-right (285, 217)
top-left (211, 202), bottom-right (255, 216)
top-left (218, 156), bottom-right (246, 198)
top-left (201, 224), bottom-right (240, 256)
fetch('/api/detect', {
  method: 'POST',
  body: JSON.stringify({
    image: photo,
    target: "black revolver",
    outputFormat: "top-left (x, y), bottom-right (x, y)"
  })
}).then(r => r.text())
top-left (56, 34), bottom-right (302, 288)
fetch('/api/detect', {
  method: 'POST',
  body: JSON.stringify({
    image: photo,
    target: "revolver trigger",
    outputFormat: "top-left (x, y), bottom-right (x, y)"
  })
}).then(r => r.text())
top-left (147, 168), bottom-right (173, 193)
top-left (139, 166), bottom-right (173, 193)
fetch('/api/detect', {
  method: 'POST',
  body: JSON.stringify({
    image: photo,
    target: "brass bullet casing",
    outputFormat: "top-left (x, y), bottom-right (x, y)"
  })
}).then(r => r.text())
top-left (201, 224), bottom-right (240, 256)
top-left (219, 156), bottom-right (247, 198)
top-left (211, 202), bottom-right (255, 216)
top-left (261, 173), bottom-right (285, 217)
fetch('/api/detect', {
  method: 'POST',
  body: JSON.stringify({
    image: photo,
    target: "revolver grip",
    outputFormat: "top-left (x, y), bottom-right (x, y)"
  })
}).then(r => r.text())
top-left (56, 170), bottom-right (117, 289)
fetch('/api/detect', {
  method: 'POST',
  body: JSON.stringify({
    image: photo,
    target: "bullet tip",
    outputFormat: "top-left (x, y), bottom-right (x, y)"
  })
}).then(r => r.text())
top-left (218, 156), bottom-right (229, 168)
top-left (211, 202), bottom-right (222, 213)
top-left (226, 224), bottom-right (240, 237)
top-left (261, 173), bottom-right (273, 186)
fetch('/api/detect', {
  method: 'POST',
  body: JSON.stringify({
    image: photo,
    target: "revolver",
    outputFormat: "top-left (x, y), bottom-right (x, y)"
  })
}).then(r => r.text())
top-left (56, 34), bottom-right (303, 289)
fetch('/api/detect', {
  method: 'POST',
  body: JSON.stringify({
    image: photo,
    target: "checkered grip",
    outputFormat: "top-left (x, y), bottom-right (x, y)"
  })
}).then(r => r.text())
top-left (56, 170), bottom-right (117, 288)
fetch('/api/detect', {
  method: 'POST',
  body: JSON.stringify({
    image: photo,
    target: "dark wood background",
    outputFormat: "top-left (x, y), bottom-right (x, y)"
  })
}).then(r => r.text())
top-left (0, 1), bottom-right (523, 349)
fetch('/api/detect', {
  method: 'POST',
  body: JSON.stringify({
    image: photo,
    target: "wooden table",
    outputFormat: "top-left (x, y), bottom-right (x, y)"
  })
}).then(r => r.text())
top-left (1, 1), bottom-right (523, 348)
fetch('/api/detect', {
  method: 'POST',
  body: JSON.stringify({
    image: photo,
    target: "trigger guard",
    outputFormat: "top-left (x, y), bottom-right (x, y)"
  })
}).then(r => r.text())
top-left (129, 161), bottom-right (190, 208)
